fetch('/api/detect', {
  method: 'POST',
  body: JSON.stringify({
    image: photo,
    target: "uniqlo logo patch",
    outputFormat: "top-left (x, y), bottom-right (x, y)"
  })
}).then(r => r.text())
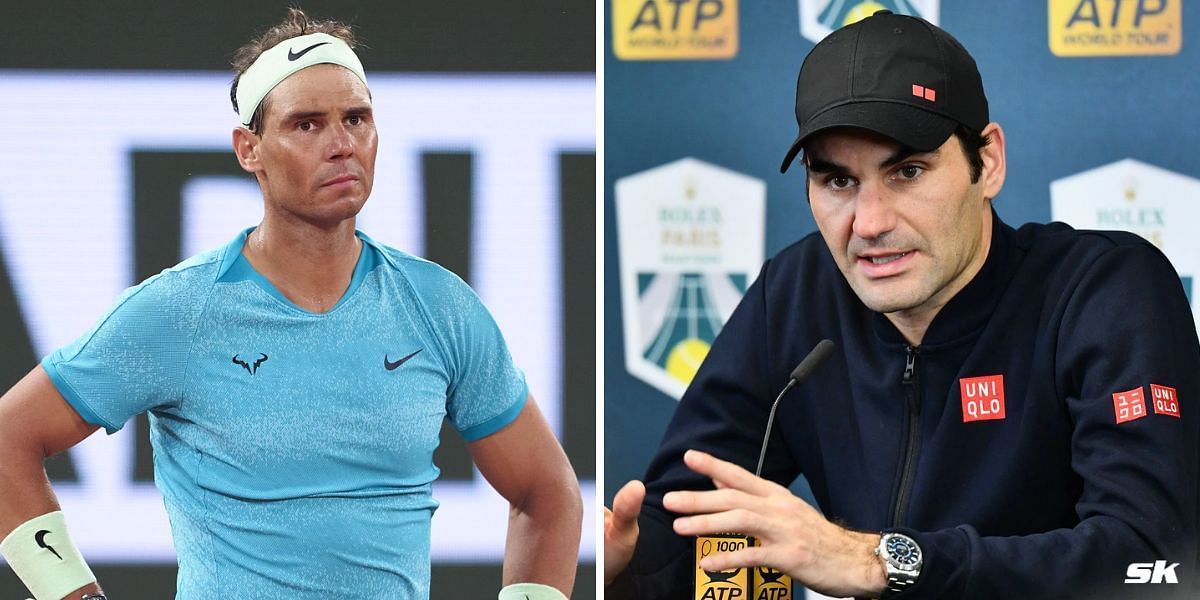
top-left (960, 374), bottom-right (1006, 422)
top-left (1113, 387), bottom-right (1147, 424)
top-left (1150, 384), bottom-right (1181, 418)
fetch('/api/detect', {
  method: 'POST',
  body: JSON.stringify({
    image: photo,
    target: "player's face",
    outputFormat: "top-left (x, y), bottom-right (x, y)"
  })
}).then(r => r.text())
top-left (804, 127), bottom-right (997, 329)
top-left (253, 64), bottom-right (377, 227)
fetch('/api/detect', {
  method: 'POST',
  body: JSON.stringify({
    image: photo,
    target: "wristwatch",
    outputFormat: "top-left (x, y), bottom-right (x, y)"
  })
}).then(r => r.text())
top-left (875, 532), bottom-right (922, 597)
top-left (81, 595), bottom-right (108, 600)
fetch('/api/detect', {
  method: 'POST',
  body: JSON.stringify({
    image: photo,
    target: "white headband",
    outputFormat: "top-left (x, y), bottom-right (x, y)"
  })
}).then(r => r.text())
top-left (235, 32), bottom-right (368, 127)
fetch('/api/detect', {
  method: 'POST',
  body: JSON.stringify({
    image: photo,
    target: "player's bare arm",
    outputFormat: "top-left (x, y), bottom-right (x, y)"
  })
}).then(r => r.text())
top-left (0, 367), bottom-right (104, 599)
top-left (470, 395), bottom-right (582, 598)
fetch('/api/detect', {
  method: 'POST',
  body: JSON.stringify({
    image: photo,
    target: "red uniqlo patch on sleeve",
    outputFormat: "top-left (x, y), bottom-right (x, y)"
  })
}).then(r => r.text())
top-left (960, 374), bottom-right (1006, 422)
top-left (1112, 387), bottom-right (1147, 424)
top-left (1150, 384), bottom-right (1181, 418)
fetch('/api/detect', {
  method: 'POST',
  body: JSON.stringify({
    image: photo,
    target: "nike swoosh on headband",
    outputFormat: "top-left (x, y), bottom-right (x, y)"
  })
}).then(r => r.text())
top-left (288, 41), bottom-right (330, 61)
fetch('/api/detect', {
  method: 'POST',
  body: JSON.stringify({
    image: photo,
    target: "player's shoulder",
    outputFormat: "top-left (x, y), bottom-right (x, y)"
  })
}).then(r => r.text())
top-left (1016, 220), bottom-right (1149, 249)
top-left (120, 246), bottom-right (224, 304)
top-left (361, 232), bottom-right (473, 296)
top-left (1015, 220), bottom-right (1168, 267)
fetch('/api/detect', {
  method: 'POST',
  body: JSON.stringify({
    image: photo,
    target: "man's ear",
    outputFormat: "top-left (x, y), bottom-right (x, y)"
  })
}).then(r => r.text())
top-left (978, 122), bottom-right (1006, 201)
top-left (232, 127), bottom-right (262, 174)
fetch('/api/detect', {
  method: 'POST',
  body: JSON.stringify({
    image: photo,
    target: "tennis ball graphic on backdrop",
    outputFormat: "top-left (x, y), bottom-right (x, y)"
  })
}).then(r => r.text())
top-left (845, 2), bottom-right (889, 26)
top-left (665, 337), bottom-right (711, 385)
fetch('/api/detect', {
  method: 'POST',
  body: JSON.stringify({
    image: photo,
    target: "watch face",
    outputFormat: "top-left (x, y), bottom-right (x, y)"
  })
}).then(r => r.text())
top-left (886, 535), bottom-right (921, 568)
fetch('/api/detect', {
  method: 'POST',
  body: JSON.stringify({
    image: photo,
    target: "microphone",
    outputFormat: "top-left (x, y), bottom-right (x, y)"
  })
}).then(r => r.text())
top-left (755, 339), bottom-right (835, 477)
top-left (693, 339), bottom-right (835, 600)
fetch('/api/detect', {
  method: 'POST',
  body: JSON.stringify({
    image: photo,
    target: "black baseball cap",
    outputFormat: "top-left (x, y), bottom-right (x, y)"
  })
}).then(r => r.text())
top-left (779, 10), bottom-right (989, 173)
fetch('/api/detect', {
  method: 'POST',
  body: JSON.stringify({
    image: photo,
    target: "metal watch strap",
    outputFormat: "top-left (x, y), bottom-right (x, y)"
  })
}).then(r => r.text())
top-left (81, 595), bottom-right (108, 600)
top-left (876, 532), bottom-right (922, 598)
top-left (884, 571), bottom-right (916, 596)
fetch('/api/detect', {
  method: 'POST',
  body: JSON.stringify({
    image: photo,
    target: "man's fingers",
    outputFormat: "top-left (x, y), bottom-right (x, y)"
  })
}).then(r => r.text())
top-left (610, 479), bottom-right (645, 530)
top-left (662, 487), bottom-right (748, 515)
top-left (699, 545), bottom-right (771, 573)
top-left (673, 508), bottom-right (764, 538)
top-left (604, 480), bottom-right (646, 585)
top-left (684, 449), bottom-right (778, 496)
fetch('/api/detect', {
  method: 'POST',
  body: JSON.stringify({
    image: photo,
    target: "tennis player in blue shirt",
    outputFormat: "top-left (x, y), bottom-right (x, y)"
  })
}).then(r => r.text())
top-left (0, 9), bottom-right (582, 599)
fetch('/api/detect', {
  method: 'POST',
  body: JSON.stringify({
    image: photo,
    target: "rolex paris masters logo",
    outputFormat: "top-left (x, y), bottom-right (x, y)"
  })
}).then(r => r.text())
top-left (616, 158), bottom-right (764, 400)
top-left (1050, 159), bottom-right (1200, 342)
top-left (798, 0), bottom-right (940, 44)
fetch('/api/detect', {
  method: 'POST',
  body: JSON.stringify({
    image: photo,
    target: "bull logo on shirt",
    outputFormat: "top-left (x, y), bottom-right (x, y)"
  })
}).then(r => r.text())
top-left (232, 353), bottom-right (269, 375)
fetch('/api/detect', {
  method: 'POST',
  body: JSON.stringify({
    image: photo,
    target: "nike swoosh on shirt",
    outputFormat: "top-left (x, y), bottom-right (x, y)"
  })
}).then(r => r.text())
top-left (288, 41), bottom-right (331, 61)
top-left (385, 348), bottom-right (423, 371)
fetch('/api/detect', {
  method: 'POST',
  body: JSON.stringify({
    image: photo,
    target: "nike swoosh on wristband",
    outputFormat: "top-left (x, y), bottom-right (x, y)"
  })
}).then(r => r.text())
top-left (288, 41), bottom-right (331, 61)
top-left (385, 348), bottom-right (423, 371)
top-left (34, 530), bottom-right (63, 561)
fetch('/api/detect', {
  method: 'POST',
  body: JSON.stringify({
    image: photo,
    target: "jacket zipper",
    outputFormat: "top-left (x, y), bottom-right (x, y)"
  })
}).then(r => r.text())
top-left (890, 345), bottom-right (921, 527)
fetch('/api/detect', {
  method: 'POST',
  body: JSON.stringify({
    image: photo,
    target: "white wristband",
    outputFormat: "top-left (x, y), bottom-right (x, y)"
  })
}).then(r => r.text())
top-left (498, 582), bottom-right (568, 600)
top-left (1, 511), bottom-right (96, 600)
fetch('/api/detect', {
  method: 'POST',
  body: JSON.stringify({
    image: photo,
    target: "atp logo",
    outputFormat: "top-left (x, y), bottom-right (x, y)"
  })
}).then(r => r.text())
top-left (694, 536), bottom-right (750, 599)
top-left (1049, 0), bottom-right (1181, 56)
top-left (612, 0), bottom-right (739, 60)
top-left (798, 0), bottom-right (939, 44)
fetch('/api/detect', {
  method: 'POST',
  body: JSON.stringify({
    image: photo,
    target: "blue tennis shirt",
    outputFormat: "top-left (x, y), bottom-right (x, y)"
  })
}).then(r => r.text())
top-left (42, 228), bottom-right (528, 597)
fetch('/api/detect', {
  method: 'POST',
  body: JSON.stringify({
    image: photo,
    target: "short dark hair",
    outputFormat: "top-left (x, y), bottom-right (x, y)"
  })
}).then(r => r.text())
top-left (229, 7), bottom-right (360, 134)
top-left (955, 124), bottom-right (991, 184)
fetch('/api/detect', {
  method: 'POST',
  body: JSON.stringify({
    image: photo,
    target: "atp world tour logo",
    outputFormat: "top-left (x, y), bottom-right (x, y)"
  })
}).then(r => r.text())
top-left (616, 158), bottom-right (765, 399)
top-left (798, 0), bottom-right (940, 44)
top-left (1051, 159), bottom-right (1200, 340)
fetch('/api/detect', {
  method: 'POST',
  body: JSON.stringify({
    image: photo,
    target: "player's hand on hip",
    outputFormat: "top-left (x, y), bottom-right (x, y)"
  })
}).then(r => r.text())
top-left (603, 479), bottom-right (645, 585)
top-left (665, 449), bottom-right (885, 598)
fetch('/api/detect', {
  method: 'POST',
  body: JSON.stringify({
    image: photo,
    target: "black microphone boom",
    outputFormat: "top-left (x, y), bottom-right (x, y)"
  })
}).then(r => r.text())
top-left (754, 339), bottom-right (835, 477)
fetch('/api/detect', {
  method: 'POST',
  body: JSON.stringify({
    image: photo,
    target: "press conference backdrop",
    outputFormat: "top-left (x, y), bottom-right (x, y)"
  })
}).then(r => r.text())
top-left (0, 2), bottom-right (595, 598)
top-left (605, 1), bottom-right (1199, 598)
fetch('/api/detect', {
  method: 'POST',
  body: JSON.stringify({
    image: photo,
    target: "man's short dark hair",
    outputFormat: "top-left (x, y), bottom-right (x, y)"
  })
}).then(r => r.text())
top-left (955, 124), bottom-right (991, 184)
top-left (229, 7), bottom-right (360, 135)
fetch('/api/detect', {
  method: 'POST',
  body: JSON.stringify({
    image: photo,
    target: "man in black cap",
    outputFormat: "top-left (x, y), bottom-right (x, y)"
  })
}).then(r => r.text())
top-left (605, 10), bottom-right (1198, 599)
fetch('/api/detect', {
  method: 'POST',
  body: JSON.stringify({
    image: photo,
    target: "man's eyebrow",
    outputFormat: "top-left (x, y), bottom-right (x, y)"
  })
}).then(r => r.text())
top-left (282, 110), bottom-right (326, 122)
top-left (281, 105), bottom-right (373, 122)
top-left (880, 146), bottom-right (937, 168)
top-left (804, 154), bottom-right (845, 174)
top-left (805, 145), bottom-right (940, 174)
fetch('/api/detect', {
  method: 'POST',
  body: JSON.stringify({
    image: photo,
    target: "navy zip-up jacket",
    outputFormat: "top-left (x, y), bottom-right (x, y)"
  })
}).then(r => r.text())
top-left (610, 215), bottom-right (1199, 599)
